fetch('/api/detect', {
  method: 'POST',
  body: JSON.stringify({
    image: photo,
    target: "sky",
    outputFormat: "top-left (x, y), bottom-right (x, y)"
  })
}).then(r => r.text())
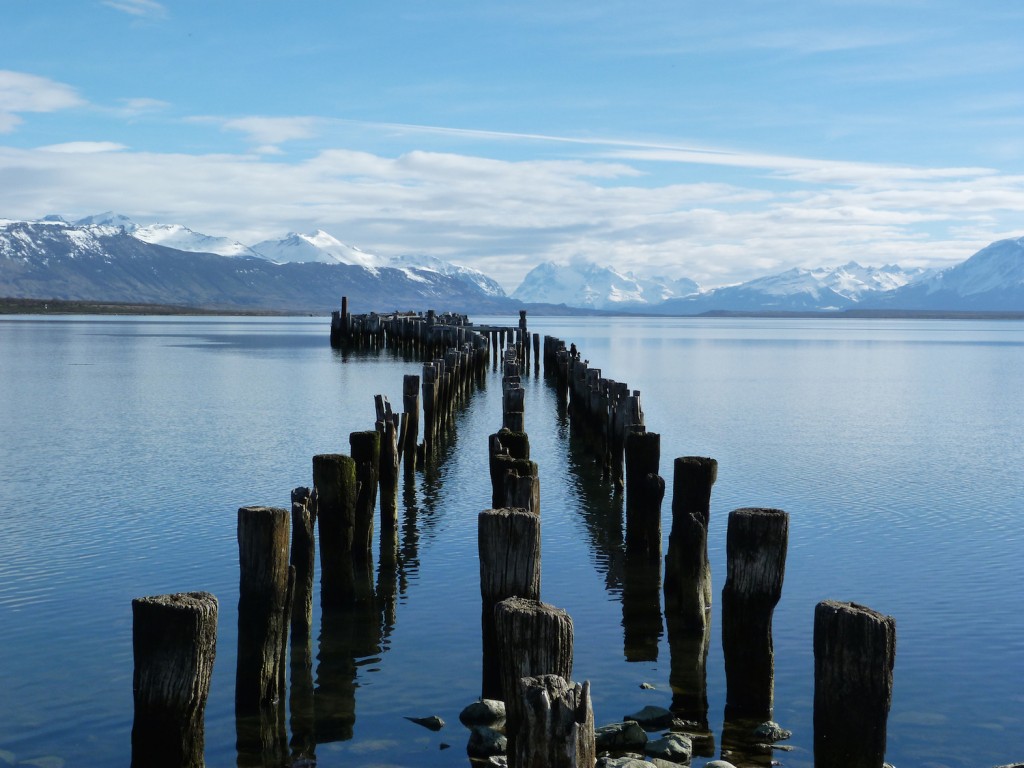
top-left (2, 0), bottom-right (1024, 293)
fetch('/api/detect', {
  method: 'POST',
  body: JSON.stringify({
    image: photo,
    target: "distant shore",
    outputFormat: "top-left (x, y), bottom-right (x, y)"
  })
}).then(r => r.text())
top-left (0, 298), bottom-right (309, 316)
top-left (2, 296), bottom-right (1023, 320)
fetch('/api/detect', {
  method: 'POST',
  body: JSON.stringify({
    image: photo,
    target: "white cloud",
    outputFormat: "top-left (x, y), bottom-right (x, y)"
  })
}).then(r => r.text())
top-left (219, 116), bottom-right (321, 146)
top-left (0, 71), bottom-right (84, 133)
top-left (101, 0), bottom-right (167, 18)
top-left (0, 139), bottom-right (1020, 292)
top-left (39, 142), bottom-right (127, 154)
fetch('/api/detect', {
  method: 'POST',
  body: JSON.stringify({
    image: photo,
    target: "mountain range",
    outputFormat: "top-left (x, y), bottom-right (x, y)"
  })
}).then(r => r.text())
top-left (2, 212), bottom-right (1023, 314)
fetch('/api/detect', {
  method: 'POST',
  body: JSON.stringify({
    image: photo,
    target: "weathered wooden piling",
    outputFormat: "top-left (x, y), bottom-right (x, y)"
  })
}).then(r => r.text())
top-left (235, 506), bottom-right (291, 766)
top-left (721, 507), bottom-right (789, 720)
top-left (289, 487), bottom-right (316, 640)
top-left (664, 457), bottom-right (718, 631)
top-left (374, 395), bottom-right (401, 530)
top-left (288, 493), bottom-right (317, 761)
top-left (312, 453), bottom-right (357, 608)
top-left (479, 508), bottom-right (542, 699)
top-left (421, 362), bottom-right (438, 456)
top-left (236, 506), bottom-right (291, 715)
top-left (624, 430), bottom-right (663, 559)
top-left (514, 676), bottom-right (595, 768)
top-left (349, 430), bottom-right (380, 562)
top-left (495, 597), bottom-right (575, 761)
top-left (814, 600), bottom-right (896, 768)
top-left (131, 591), bottom-right (218, 768)
top-left (402, 374), bottom-right (420, 472)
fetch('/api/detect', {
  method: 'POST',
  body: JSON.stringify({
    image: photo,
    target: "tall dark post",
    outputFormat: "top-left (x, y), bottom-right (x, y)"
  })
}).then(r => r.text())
top-left (349, 430), bottom-right (380, 564)
top-left (814, 600), bottom-right (896, 768)
top-left (402, 374), bottom-right (420, 473)
top-left (313, 453), bottom-right (357, 608)
top-left (236, 506), bottom-right (291, 766)
top-left (721, 507), bottom-right (789, 721)
top-left (664, 457), bottom-right (717, 630)
top-left (624, 430), bottom-right (662, 558)
top-left (289, 487), bottom-right (316, 640)
top-left (479, 508), bottom-right (542, 699)
top-left (131, 592), bottom-right (218, 768)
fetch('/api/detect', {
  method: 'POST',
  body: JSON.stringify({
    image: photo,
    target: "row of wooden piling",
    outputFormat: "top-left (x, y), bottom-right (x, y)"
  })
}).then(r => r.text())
top-left (533, 333), bottom-right (898, 768)
top-left (131, 309), bottom-right (902, 768)
top-left (130, 304), bottom-right (505, 768)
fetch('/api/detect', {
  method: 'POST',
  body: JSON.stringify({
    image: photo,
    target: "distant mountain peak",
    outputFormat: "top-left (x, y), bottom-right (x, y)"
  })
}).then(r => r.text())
top-left (75, 212), bottom-right (137, 230)
top-left (251, 229), bottom-right (380, 269)
top-left (513, 258), bottom-right (699, 309)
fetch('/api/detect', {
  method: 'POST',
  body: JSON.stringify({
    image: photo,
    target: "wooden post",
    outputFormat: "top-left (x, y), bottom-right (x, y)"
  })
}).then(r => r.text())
top-left (814, 600), bottom-right (896, 768)
top-left (479, 509), bottom-right (542, 699)
top-left (422, 362), bottom-right (438, 456)
top-left (131, 592), bottom-right (218, 768)
top-left (664, 457), bottom-right (717, 631)
top-left (236, 506), bottom-right (291, 766)
top-left (349, 430), bottom-right (380, 564)
top-left (495, 597), bottom-right (574, 762)
top-left (514, 676), bottom-right (595, 768)
top-left (624, 430), bottom-right (662, 559)
top-left (289, 490), bottom-right (316, 761)
top-left (290, 487), bottom-right (316, 641)
top-left (721, 507), bottom-right (789, 720)
top-left (313, 453), bottom-right (357, 608)
top-left (402, 374), bottom-right (420, 473)
top-left (374, 396), bottom-right (400, 531)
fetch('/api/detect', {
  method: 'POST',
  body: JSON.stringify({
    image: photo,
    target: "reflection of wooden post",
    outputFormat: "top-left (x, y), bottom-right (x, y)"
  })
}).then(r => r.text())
top-left (479, 509), bottom-right (541, 699)
top-left (624, 431), bottom-right (661, 558)
top-left (664, 457), bottom-right (717, 631)
top-left (131, 592), bottom-right (218, 768)
top-left (722, 507), bottom-right (788, 720)
top-left (495, 598), bottom-right (574, 764)
top-left (814, 600), bottom-right (896, 768)
top-left (313, 454), bottom-right (357, 608)
top-left (515, 676), bottom-right (595, 768)
top-left (666, 611), bottom-right (712, 746)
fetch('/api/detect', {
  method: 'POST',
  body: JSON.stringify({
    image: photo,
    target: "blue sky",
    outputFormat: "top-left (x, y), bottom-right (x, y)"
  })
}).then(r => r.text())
top-left (3, 0), bottom-right (1024, 291)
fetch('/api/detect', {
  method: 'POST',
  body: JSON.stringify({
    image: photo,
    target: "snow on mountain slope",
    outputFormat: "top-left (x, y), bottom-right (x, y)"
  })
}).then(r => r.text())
top-left (513, 260), bottom-right (699, 309)
top-left (251, 230), bottom-right (381, 269)
top-left (390, 254), bottom-right (506, 297)
top-left (132, 223), bottom-right (260, 258)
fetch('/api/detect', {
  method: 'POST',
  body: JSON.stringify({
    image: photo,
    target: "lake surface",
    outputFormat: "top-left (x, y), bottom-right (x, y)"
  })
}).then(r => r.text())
top-left (0, 314), bottom-right (1021, 768)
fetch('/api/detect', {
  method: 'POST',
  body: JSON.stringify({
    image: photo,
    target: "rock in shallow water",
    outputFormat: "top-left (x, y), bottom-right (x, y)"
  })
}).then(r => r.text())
top-left (459, 698), bottom-right (506, 727)
top-left (596, 720), bottom-right (648, 751)
top-left (467, 725), bottom-right (507, 757)
top-left (624, 704), bottom-right (675, 730)
top-left (644, 732), bottom-right (693, 762)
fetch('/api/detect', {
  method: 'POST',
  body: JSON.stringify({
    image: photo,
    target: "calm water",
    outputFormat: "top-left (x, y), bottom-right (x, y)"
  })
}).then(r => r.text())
top-left (0, 314), bottom-right (1022, 768)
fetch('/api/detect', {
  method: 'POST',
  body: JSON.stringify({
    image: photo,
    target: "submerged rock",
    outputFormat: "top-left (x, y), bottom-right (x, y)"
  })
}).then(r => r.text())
top-left (644, 732), bottom-right (693, 762)
top-left (467, 725), bottom-right (506, 758)
top-left (624, 705), bottom-right (675, 731)
top-left (596, 720), bottom-right (648, 751)
top-left (405, 714), bottom-right (444, 731)
top-left (705, 761), bottom-right (738, 768)
top-left (596, 757), bottom-right (657, 768)
top-left (753, 720), bottom-right (791, 742)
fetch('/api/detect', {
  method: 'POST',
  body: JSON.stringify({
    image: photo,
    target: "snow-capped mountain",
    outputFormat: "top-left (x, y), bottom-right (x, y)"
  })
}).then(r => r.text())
top-left (132, 223), bottom-right (260, 259)
top-left (873, 236), bottom-right (1024, 310)
top-left (0, 217), bottom-right (515, 312)
top-left (251, 230), bottom-right (381, 269)
top-left (660, 262), bottom-right (930, 313)
top-left (390, 253), bottom-right (505, 297)
top-left (513, 260), bottom-right (699, 309)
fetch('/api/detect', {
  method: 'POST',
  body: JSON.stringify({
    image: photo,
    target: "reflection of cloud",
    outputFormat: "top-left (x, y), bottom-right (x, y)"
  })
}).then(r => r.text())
top-left (0, 71), bottom-right (84, 133)
top-left (0, 140), bottom-right (1021, 292)
top-left (101, 0), bottom-right (167, 18)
